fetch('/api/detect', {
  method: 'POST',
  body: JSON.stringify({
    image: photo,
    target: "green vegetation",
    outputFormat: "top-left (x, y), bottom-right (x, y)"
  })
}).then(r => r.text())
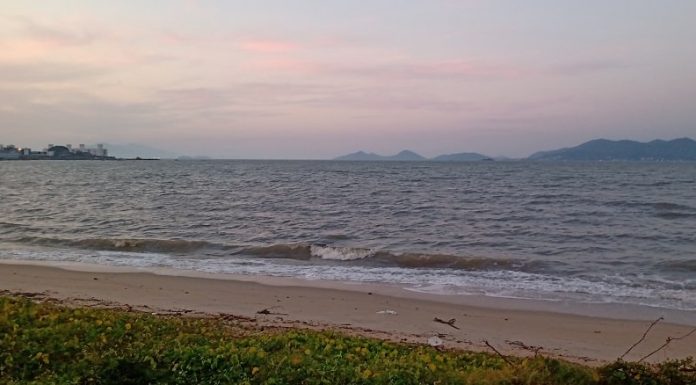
top-left (0, 296), bottom-right (693, 384)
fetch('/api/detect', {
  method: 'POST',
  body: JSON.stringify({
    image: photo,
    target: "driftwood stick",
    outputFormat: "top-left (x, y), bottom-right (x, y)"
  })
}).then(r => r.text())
top-left (619, 317), bottom-right (663, 360)
top-left (256, 307), bottom-right (288, 316)
top-left (638, 327), bottom-right (696, 363)
top-left (433, 317), bottom-right (460, 330)
top-left (483, 340), bottom-right (514, 366)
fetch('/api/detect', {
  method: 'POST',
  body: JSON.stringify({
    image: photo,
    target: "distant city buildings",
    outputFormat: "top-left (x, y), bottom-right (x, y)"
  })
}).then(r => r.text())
top-left (0, 145), bottom-right (21, 160)
top-left (0, 143), bottom-right (114, 160)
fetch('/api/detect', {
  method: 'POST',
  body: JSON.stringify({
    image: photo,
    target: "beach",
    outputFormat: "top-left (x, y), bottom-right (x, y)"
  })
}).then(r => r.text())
top-left (2, 260), bottom-right (694, 366)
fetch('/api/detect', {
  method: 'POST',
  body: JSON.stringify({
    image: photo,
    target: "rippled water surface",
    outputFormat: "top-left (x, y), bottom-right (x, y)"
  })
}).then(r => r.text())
top-left (1, 160), bottom-right (695, 310)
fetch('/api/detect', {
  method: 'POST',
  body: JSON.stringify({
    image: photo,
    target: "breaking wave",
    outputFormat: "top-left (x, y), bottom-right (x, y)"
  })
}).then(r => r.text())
top-left (9, 236), bottom-right (219, 254)
top-left (6, 236), bottom-right (526, 271)
top-left (310, 245), bottom-right (374, 261)
top-left (238, 243), bottom-right (523, 270)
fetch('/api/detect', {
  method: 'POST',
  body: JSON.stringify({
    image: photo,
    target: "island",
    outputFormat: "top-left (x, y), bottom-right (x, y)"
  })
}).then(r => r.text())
top-left (334, 150), bottom-right (492, 162)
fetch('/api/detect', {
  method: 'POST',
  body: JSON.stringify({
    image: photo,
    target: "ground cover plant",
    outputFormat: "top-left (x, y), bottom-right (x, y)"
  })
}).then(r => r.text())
top-left (0, 296), bottom-right (693, 384)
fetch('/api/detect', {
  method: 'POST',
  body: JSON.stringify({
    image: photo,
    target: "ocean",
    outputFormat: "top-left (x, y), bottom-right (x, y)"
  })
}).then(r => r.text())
top-left (1, 160), bottom-right (694, 312)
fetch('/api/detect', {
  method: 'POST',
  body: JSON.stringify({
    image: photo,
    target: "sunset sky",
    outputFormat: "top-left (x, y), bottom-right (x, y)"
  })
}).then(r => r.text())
top-left (1, 1), bottom-right (695, 158)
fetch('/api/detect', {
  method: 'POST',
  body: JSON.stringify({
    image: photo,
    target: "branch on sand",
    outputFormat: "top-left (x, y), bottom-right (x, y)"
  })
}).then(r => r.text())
top-left (433, 317), bottom-right (460, 330)
top-left (638, 327), bottom-right (696, 363)
top-left (257, 307), bottom-right (288, 316)
top-left (619, 317), bottom-right (663, 361)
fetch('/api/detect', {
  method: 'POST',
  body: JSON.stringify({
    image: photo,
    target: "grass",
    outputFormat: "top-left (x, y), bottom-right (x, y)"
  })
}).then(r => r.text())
top-left (0, 296), bottom-right (693, 384)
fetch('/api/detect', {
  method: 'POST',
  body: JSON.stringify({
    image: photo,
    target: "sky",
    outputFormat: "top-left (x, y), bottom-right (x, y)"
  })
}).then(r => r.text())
top-left (1, 1), bottom-right (695, 159)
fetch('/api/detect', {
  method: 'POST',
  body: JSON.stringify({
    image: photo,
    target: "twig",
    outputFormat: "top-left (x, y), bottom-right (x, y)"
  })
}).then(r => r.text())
top-left (619, 317), bottom-right (663, 360)
top-left (638, 327), bottom-right (696, 363)
top-left (433, 317), bottom-right (460, 330)
top-left (483, 340), bottom-right (514, 366)
top-left (219, 313), bottom-right (255, 322)
top-left (256, 307), bottom-right (288, 316)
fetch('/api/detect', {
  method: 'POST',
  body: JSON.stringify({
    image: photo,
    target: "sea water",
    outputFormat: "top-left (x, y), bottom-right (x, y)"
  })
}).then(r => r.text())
top-left (0, 160), bottom-right (694, 312)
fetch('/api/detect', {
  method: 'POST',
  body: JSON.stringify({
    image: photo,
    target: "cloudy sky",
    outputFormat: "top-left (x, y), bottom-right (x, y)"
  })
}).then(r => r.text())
top-left (1, 1), bottom-right (695, 158)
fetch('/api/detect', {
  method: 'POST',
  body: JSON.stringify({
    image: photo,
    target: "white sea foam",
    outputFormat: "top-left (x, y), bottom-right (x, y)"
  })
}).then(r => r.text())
top-left (309, 245), bottom-right (374, 261)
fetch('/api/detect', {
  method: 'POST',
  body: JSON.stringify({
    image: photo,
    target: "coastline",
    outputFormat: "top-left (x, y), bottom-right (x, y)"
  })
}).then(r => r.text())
top-left (1, 260), bottom-right (694, 365)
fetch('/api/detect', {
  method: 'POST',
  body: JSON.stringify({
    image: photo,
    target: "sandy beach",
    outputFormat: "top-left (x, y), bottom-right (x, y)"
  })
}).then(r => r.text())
top-left (1, 260), bottom-right (694, 365)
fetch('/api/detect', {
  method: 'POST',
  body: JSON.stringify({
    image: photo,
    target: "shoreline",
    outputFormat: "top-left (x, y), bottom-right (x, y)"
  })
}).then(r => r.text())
top-left (2, 258), bottom-right (694, 326)
top-left (1, 260), bottom-right (694, 365)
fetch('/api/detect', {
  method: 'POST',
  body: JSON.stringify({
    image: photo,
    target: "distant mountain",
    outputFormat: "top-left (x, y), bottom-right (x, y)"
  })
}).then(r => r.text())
top-left (334, 149), bottom-right (498, 162)
top-left (334, 150), bottom-right (426, 161)
top-left (334, 149), bottom-right (496, 162)
top-left (529, 138), bottom-right (696, 161)
top-left (391, 150), bottom-right (427, 161)
top-left (333, 151), bottom-right (386, 161)
top-left (432, 152), bottom-right (491, 162)
top-left (100, 143), bottom-right (181, 159)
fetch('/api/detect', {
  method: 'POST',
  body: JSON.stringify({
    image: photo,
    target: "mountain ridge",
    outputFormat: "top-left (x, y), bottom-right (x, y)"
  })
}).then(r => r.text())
top-left (432, 152), bottom-right (492, 162)
top-left (529, 137), bottom-right (696, 161)
top-left (334, 150), bottom-right (490, 162)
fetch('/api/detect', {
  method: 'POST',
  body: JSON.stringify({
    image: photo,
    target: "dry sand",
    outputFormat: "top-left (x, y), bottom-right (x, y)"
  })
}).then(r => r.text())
top-left (1, 261), bottom-right (694, 365)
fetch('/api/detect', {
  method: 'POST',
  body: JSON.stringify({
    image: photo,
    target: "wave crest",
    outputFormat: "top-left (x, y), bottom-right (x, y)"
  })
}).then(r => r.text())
top-left (7, 236), bottom-right (526, 272)
top-left (310, 245), bottom-right (374, 261)
top-left (12, 236), bottom-right (214, 254)
top-left (243, 243), bottom-right (520, 269)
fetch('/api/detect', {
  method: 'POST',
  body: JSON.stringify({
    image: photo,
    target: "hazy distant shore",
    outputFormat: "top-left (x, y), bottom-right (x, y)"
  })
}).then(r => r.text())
top-left (2, 260), bottom-right (694, 365)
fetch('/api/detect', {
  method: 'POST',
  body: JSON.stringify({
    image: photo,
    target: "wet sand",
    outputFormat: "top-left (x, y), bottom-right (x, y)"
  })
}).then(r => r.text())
top-left (1, 261), bottom-right (694, 365)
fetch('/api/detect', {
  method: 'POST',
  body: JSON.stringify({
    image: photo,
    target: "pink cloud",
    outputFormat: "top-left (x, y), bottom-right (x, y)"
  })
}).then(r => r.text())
top-left (250, 58), bottom-right (525, 81)
top-left (237, 38), bottom-right (300, 54)
top-left (160, 31), bottom-right (201, 45)
top-left (249, 56), bottom-right (624, 82)
top-left (0, 16), bottom-right (109, 63)
top-left (5, 15), bottom-right (99, 46)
